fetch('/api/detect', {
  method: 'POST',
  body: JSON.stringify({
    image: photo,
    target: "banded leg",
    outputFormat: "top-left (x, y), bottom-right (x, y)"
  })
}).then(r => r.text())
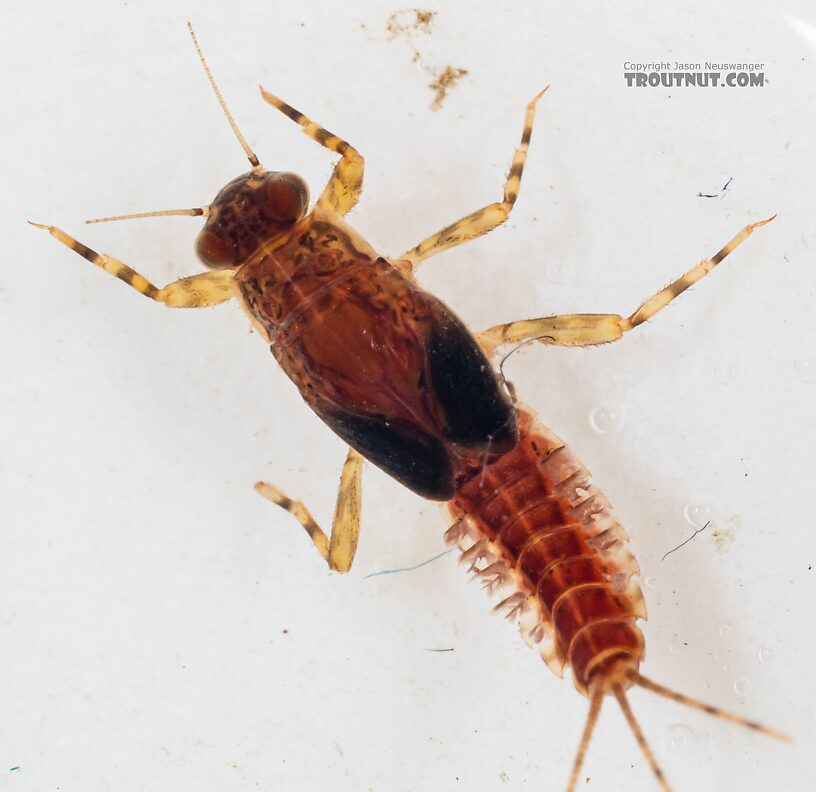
top-left (479, 216), bottom-right (775, 351)
top-left (30, 223), bottom-right (235, 307)
top-left (255, 447), bottom-right (363, 573)
top-left (398, 88), bottom-right (548, 270)
top-left (259, 87), bottom-right (364, 216)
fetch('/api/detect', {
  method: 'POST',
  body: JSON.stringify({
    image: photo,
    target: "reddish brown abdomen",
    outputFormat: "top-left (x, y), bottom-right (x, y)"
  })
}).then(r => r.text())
top-left (445, 407), bottom-right (645, 694)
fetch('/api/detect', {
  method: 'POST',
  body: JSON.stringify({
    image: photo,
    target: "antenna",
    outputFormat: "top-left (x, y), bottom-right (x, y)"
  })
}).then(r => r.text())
top-left (85, 207), bottom-right (210, 225)
top-left (187, 21), bottom-right (261, 169)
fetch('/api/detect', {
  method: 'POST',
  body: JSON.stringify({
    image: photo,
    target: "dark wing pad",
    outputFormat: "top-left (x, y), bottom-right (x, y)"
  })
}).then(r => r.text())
top-left (427, 310), bottom-right (518, 453)
top-left (324, 410), bottom-right (455, 501)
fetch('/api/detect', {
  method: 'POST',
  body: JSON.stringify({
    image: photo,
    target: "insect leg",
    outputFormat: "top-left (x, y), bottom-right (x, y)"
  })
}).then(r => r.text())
top-left (259, 87), bottom-right (364, 216)
top-left (478, 216), bottom-right (774, 351)
top-left (30, 223), bottom-right (235, 307)
top-left (255, 447), bottom-right (363, 573)
top-left (397, 88), bottom-right (547, 270)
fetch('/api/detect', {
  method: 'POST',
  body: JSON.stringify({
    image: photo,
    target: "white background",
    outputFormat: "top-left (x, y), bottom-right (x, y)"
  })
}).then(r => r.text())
top-left (2, 1), bottom-right (815, 790)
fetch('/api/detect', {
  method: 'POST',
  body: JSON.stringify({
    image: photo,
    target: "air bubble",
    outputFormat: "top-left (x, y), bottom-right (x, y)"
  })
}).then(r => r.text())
top-left (733, 677), bottom-right (752, 696)
top-left (714, 362), bottom-right (739, 386)
top-left (589, 405), bottom-right (624, 434)
top-left (669, 641), bottom-right (686, 657)
top-left (757, 644), bottom-right (775, 665)
top-left (794, 359), bottom-right (816, 384)
top-left (718, 623), bottom-right (732, 639)
top-left (665, 723), bottom-right (695, 751)
top-left (683, 500), bottom-right (718, 528)
top-left (644, 576), bottom-right (658, 589)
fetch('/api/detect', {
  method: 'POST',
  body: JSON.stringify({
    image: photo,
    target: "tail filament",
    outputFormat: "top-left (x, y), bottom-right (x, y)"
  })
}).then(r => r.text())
top-left (566, 688), bottom-right (603, 792)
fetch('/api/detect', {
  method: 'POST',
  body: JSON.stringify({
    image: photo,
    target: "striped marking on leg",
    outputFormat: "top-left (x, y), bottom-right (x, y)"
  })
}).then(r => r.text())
top-left (259, 87), bottom-right (364, 215)
top-left (399, 87), bottom-right (548, 268)
top-left (30, 222), bottom-right (235, 307)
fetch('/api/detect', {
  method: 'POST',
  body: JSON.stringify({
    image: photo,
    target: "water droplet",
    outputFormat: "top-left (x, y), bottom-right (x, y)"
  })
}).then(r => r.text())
top-left (665, 723), bottom-right (695, 751)
top-left (589, 405), bottom-right (624, 434)
top-left (683, 500), bottom-right (718, 528)
top-left (714, 362), bottom-right (739, 386)
top-left (719, 623), bottom-right (732, 638)
top-left (733, 677), bottom-right (752, 696)
top-left (757, 643), bottom-right (775, 665)
top-left (546, 261), bottom-right (567, 284)
top-left (644, 576), bottom-right (658, 589)
top-left (794, 359), bottom-right (816, 384)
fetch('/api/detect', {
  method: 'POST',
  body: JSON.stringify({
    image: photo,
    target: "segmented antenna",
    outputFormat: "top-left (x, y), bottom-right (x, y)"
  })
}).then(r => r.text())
top-left (86, 207), bottom-right (210, 225)
top-left (81, 24), bottom-right (262, 227)
top-left (187, 21), bottom-right (261, 169)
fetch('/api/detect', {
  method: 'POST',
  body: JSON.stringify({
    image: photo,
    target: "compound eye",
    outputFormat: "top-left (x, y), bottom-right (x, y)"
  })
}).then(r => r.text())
top-left (195, 226), bottom-right (236, 269)
top-left (265, 173), bottom-right (309, 224)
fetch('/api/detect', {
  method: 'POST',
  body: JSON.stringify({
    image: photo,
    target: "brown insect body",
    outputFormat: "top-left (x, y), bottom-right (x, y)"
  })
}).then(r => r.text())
top-left (445, 406), bottom-right (645, 695)
top-left (209, 173), bottom-right (517, 499)
top-left (31, 27), bottom-right (786, 791)
top-left (203, 162), bottom-right (649, 695)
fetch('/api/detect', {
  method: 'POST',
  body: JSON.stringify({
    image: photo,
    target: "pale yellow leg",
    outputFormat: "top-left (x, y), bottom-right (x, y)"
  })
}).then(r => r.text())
top-left (398, 88), bottom-right (548, 270)
top-left (259, 87), bottom-right (364, 216)
top-left (479, 216), bottom-right (775, 351)
top-left (30, 222), bottom-right (234, 307)
top-left (255, 448), bottom-right (363, 573)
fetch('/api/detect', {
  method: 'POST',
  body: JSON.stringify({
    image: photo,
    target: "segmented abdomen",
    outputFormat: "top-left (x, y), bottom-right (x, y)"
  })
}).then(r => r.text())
top-left (444, 407), bottom-right (646, 695)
